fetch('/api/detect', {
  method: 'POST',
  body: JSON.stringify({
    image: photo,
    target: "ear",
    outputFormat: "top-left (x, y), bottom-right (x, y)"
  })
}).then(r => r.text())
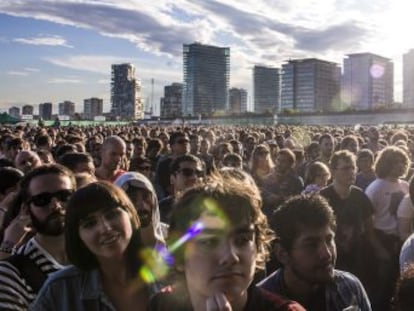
top-left (170, 174), bottom-right (176, 186)
top-left (274, 242), bottom-right (290, 266)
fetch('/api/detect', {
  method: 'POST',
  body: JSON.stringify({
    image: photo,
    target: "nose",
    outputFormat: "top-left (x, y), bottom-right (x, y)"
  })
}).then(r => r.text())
top-left (97, 215), bottom-right (112, 232)
top-left (319, 241), bottom-right (333, 261)
top-left (49, 196), bottom-right (64, 211)
top-left (218, 240), bottom-right (239, 266)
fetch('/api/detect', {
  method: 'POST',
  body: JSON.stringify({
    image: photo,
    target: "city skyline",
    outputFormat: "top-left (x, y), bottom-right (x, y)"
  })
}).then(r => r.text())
top-left (1, 1), bottom-right (414, 115)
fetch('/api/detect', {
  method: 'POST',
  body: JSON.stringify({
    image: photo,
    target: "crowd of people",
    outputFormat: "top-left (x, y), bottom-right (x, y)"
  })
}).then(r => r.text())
top-left (0, 122), bottom-right (413, 310)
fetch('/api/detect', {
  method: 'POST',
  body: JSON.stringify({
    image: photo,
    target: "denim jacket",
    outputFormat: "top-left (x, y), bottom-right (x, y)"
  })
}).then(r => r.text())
top-left (29, 265), bottom-right (160, 311)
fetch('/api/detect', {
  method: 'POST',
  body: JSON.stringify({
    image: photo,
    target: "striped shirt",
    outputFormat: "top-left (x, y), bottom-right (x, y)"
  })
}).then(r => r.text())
top-left (0, 237), bottom-right (66, 311)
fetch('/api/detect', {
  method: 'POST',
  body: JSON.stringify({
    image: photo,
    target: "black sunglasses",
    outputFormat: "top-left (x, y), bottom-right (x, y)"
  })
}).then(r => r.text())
top-left (175, 139), bottom-right (189, 145)
top-left (177, 167), bottom-right (204, 177)
top-left (28, 189), bottom-right (73, 207)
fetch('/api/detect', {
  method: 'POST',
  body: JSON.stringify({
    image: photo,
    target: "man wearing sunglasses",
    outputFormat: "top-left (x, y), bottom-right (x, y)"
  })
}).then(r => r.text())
top-left (0, 164), bottom-right (75, 310)
top-left (159, 154), bottom-right (205, 224)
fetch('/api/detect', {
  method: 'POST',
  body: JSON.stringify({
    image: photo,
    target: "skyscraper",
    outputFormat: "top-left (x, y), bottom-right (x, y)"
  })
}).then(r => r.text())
top-left (253, 66), bottom-right (280, 113)
top-left (84, 97), bottom-right (103, 120)
top-left (183, 43), bottom-right (230, 116)
top-left (8, 107), bottom-right (20, 119)
top-left (160, 83), bottom-right (183, 118)
top-left (39, 102), bottom-right (52, 120)
top-left (58, 100), bottom-right (75, 116)
top-left (229, 88), bottom-right (248, 113)
top-left (281, 58), bottom-right (341, 112)
top-left (22, 105), bottom-right (34, 115)
top-left (111, 63), bottom-right (144, 120)
top-left (342, 53), bottom-right (394, 110)
top-left (403, 49), bottom-right (414, 108)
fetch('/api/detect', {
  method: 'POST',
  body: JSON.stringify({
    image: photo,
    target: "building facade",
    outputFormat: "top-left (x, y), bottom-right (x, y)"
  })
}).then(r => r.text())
top-left (342, 53), bottom-right (394, 110)
top-left (280, 58), bottom-right (341, 113)
top-left (22, 105), bottom-right (34, 115)
top-left (84, 97), bottom-right (103, 120)
top-left (8, 107), bottom-right (20, 119)
top-left (111, 63), bottom-right (144, 120)
top-left (403, 49), bottom-right (414, 108)
top-left (58, 101), bottom-right (75, 117)
top-left (39, 102), bottom-right (52, 120)
top-left (160, 83), bottom-right (183, 118)
top-left (229, 88), bottom-right (248, 114)
top-left (253, 66), bottom-right (280, 113)
top-left (182, 43), bottom-right (230, 116)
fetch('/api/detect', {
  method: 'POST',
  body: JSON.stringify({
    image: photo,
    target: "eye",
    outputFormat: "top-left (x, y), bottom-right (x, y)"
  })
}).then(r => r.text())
top-left (195, 236), bottom-right (220, 249)
top-left (80, 218), bottom-right (97, 229)
top-left (104, 208), bottom-right (122, 220)
top-left (234, 233), bottom-right (254, 247)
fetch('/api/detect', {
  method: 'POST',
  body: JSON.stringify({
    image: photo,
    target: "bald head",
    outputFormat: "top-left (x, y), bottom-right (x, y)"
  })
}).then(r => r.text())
top-left (99, 136), bottom-right (126, 171)
top-left (15, 150), bottom-right (42, 174)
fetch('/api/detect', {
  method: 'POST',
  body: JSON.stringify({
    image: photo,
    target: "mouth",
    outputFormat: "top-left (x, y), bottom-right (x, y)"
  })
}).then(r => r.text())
top-left (100, 234), bottom-right (120, 245)
top-left (211, 272), bottom-right (244, 280)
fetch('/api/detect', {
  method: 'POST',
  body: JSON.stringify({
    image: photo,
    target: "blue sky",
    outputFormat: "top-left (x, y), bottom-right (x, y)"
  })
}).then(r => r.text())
top-left (1, 0), bottom-right (414, 116)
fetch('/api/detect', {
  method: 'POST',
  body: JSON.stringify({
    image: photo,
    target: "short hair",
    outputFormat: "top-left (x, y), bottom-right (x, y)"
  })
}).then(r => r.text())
top-left (19, 164), bottom-right (76, 203)
top-left (54, 144), bottom-right (77, 159)
top-left (340, 135), bottom-right (359, 150)
top-left (65, 181), bottom-right (140, 271)
top-left (6, 137), bottom-right (24, 150)
top-left (58, 152), bottom-right (93, 172)
top-left (168, 174), bottom-right (273, 270)
top-left (375, 146), bottom-right (410, 179)
top-left (222, 153), bottom-right (242, 168)
top-left (304, 161), bottom-right (331, 186)
top-left (319, 133), bottom-right (334, 145)
top-left (129, 156), bottom-right (152, 172)
top-left (270, 194), bottom-right (336, 252)
top-left (357, 148), bottom-right (374, 163)
top-left (0, 167), bottom-right (24, 194)
top-left (169, 154), bottom-right (203, 175)
top-left (278, 148), bottom-right (296, 165)
top-left (330, 150), bottom-right (356, 170)
top-left (169, 131), bottom-right (187, 145)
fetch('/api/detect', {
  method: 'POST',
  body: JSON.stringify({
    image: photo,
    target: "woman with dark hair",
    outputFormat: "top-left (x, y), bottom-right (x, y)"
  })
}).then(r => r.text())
top-left (30, 181), bottom-right (160, 310)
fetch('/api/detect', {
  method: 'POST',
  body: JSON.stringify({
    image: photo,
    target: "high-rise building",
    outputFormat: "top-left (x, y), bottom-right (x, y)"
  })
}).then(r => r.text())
top-left (58, 100), bottom-right (75, 116)
top-left (84, 97), bottom-right (103, 120)
top-left (160, 83), bottom-right (183, 118)
top-left (111, 63), bottom-right (144, 120)
top-left (342, 53), bottom-right (394, 110)
top-left (22, 105), bottom-right (34, 115)
top-left (229, 88), bottom-right (248, 113)
top-left (281, 58), bottom-right (341, 112)
top-left (8, 107), bottom-right (20, 119)
top-left (253, 66), bottom-right (280, 113)
top-left (403, 49), bottom-right (414, 108)
top-left (39, 102), bottom-right (52, 120)
top-left (183, 43), bottom-right (230, 116)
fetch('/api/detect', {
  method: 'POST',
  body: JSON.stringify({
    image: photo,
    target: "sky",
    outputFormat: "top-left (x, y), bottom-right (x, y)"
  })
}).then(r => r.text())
top-left (1, 0), bottom-right (414, 116)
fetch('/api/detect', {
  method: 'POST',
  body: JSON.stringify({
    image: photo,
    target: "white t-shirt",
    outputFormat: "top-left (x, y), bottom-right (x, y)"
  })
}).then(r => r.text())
top-left (397, 194), bottom-right (414, 219)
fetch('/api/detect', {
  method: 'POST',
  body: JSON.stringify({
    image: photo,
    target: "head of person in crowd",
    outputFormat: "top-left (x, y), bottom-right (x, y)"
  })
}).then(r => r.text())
top-left (37, 149), bottom-right (55, 164)
top-left (166, 174), bottom-right (273, 310)
top-left (74, 172), bottom-right (97, 189)
top-left (114, 172), bottom-right (165, 248)
top-left (35, 134), bottom-right (53, 152)
top-left (123, 140), bottom-right (134, 160)
top-left (267, 141), bottom-right (279, 163)
top-left (305, 141), bottom-right (320, 162)
top-left (275, 148), bottom-right (296, 176)
top-left (158, 131), bottom-right (170, 154)
top-left (206, 130), bottom-right (216, 147)
top-left (391, 130), bottom-right (408, 146)
top-left (0, 167), bottom-right (24, 201)
top-left (229, 139), bottom-right (243, 156)
top-left (146, 138), bottom-right (163, 160)
top-left (14, 150), bottom-right (42, 175)
top-left (367, 126), bottom-right (380, 143)
top-left (304, 161), bottom-right (331, 188)
top-left (58, 152), bottom-right (95, 175)
top-left (189, 134), bottom-right (201, 155)
top-left (284, 138), bottom-right (296, 150)
top-left (340, 135), bottom-right (359, 154)
top-left (270, 194), bottom-right (337, 289)
top-left (65, 181), bottom-right (143, 274)
top-left (222, 153), bottom-right (243, 170)
top-left (54, 143), bottom-right (77, 160)
top-left (249, 144), bottom-right (274, 177)
top-left (215, 142), bottom-right (233, 165)
top-left (244, 135), bottom-right (257, 156)
top-left (98, 135), bottom-right (126, 172)
top-left (356, 148), bottom-right (375, 174)
top-left (318, 134), bottom-right (335, 161)
top-left (129, 156), bottom-right (152, 179)
top-left (5, 137), bottom-right (25, 162)
top-left (132, 136), bottom-right (146, 159)
top-left (169, 131), bottom-right (190, 156)
top-left (330, 150), bottom-right (357, 188)
top-left (393, 263), bottom-right (414, 311)
top-left (169, 154), bottom-right (205, 195)
top-left (374, 146), bottom-right (410, 180)
top-left (20, 164), bottom-right (76, 237)
top-left (199, 138), bottom-right (211, 155)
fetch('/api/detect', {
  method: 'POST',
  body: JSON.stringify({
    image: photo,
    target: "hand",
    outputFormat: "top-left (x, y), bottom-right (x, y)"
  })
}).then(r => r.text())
top-left (206, 292), bottom-right (232, 311)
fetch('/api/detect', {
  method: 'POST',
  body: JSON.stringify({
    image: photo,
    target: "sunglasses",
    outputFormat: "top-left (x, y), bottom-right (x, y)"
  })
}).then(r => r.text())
top-left (175, 139), bottom-right (189, 145)
top-left (28, 189), bottom-right (73, 207)
top-left (138, 166), bottom-right (151, 171)
top-left (177, 167), bottom-right (204, 177)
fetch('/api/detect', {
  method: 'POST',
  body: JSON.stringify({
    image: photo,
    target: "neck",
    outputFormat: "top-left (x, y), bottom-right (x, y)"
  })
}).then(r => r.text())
top-left (384, 176), bottom-right (399, 183)
top-left (96, 166), bottom-right (116, 180)
top-left (100, 257), bottom-right (131, 285)
top-left (35, 234), bottom-right (68, 264)
top-left (189, 290), bottom-right (248, 311)
top-left (282, 268), bottom-right (321, 305)
top-left (332, 181), bottom-right (351, 198)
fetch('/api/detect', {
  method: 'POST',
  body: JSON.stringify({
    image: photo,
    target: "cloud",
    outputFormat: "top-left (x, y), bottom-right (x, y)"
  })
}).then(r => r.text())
top-left (13, 35), bottom-right (73, 48)
top-left (7, 71), bottom-right (30, 76)
top-left (23, 67), bottom-right (40, 72)
top-left (48, 78), bottom-right (82, 84)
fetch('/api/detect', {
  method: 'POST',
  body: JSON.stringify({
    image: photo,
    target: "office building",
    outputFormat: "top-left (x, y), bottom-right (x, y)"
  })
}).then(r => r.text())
top-left (403, 49), bottom-right (414, 108)
top-left (160, 83), bottom-right (183, 118)
top-left (22, 105), bottom-right (34, 115)
top-left (39, 102), bottom-right (53, 120)
top-left (229, 88), bottom-right (248, 113)
top-left (253, 66), bottom-right (280, 113)
top-left (342, 53), bottom-right (393, 110)
top-left (111, 63), bottom-right (144, 120)
top-left (281, 58), bottom-right (341, 112)
top-left (84, 97), bottom-right (103, 120)
top-left (8, 107), bottom-right (20, 119)
top-left (58, 100), bottom-right (75, 116)
top-left (183, 43), bottom-right (230, 116)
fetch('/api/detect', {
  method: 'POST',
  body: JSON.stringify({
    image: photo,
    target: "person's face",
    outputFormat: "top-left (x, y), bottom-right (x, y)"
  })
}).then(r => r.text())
top-left (390, 156), bottom-right (408, 178)
top-left (344, 141), bottom-right (358, 154)
top-left (171, 136), bottom-right (190, 156)
top-left (78, 207), bottom-right (133, 263)
top-left (159, 133), bottom-right (169, 148)
top-left (28, 173), bottom-right (73, 236)
top-left (190, 137), bottom-right (200, 154)
top-left (332, 159), bottom-right (356, 187)
top-left (74, 160), bottom-right (95, 176)
top-left (126, 188), bottom-right (153, 227)
top-left (15, 151), bottom-right (42, 174)
top-left (101, 141), bottom-right (126, 171)
top-left (171, 161), bottom-right (203, 192)
top-left (125, 142), bottom-right (134, 159)
top-left (8, 144), bottom-right (24, 161)
top-left (137, 163), bottom-right (152, 179)
top-left (183, 210), bottom-right (256, 304)
top-left (200, 140), bottom-right (210, 154)
top-left (314, 171), bottom-right (330, 188)
top-left (319, 138), bottom-right (334, 157)
top-left (282, 225), bottom-right (336, 286)
top-left (356, 156), bottom-right (372, 173)
top-left (275, 154), bottom-right (293, 174)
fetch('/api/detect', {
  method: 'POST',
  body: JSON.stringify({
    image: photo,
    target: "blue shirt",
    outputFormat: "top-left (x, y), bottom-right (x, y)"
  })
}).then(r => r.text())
top-left (257, 269), bottom-right (371, 311)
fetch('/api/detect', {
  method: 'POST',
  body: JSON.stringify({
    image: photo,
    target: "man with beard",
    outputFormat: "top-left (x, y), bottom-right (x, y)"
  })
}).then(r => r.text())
top-left (257, 194), bottom-right (371, 311)
top-left (95, 136), bottom-right (126, 182)
top-left (0, 164), bottom-right (75, 310)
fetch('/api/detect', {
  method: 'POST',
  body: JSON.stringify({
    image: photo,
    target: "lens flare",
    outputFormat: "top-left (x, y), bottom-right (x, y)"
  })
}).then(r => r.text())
top-left (370, 64), bottom-right (384, 79)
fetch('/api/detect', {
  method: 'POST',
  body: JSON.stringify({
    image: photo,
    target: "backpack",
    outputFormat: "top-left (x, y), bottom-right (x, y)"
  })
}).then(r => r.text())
top-left (4, 254), bottom-right (47, 293)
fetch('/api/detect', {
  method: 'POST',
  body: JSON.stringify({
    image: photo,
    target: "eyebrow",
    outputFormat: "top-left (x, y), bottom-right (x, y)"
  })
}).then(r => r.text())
top-left (198, 226), bottom-right (255, 236)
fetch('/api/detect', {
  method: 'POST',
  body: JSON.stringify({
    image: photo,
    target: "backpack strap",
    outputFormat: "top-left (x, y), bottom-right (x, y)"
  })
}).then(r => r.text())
top-left (5, 254), bottom-right (47, 293)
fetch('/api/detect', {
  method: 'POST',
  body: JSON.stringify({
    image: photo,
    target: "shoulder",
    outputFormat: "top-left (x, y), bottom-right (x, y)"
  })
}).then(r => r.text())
top-left (248, 287), bottom-right (305, 311)
top-left (46, 265), bottom-right (84, 283)
top-left (333, 269), bottom-right (367, 293)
